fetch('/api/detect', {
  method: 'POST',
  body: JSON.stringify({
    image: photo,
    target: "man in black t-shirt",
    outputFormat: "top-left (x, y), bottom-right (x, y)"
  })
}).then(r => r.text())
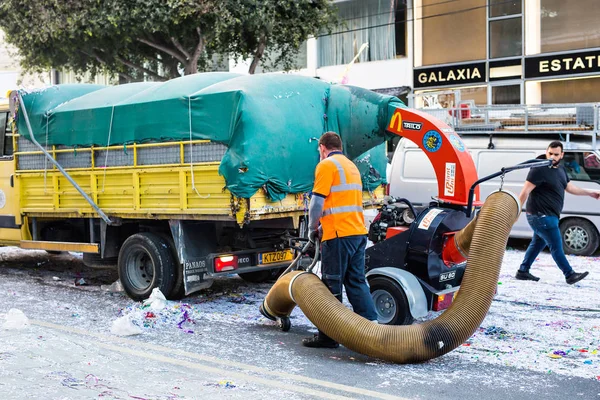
top-left (516, 141), bottom-right (600, 285)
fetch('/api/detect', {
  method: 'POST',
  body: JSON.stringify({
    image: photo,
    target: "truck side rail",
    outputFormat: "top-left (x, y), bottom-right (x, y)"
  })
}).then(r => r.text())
top-left (14, 135), bottom-right (384, 224)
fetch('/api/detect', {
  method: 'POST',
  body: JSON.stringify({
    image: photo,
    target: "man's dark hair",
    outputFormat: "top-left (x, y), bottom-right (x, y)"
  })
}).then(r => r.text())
top-left (319, 131), bottom-right (343, 151)
top-left (548, 141), bottom-right (564, 152)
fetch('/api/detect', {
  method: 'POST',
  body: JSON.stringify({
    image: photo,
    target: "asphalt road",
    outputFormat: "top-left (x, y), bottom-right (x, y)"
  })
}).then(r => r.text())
top-left (0, 249), bottom-right (598, 400)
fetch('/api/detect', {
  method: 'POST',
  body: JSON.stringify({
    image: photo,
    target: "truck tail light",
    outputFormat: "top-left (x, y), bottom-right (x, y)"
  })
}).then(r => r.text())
top-left (215, 255), bottom-right (238, 272)
top-left (433, 291), bottom-right (457, 311)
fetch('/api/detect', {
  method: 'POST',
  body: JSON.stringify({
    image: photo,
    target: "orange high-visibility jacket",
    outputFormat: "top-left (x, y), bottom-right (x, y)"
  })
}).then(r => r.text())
top-left (312, 152), bottom-right (367, 241)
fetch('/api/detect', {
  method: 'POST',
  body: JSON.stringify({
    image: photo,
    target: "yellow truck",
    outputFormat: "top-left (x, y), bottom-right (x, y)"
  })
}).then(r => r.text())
top-left (0, 73), bottom-right (393, 300)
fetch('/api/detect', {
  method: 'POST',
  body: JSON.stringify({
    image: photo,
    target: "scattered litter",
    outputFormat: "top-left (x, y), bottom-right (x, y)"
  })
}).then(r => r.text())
top-left (483, 326), bottom-right (508, 339)
top-left (110, 315), bottom-right (142, 336)
top-left (101, 280), bottom-right (123, 293)
top-left (2, 308), bottom-right (29, 330)
top-left (74, 278), bottom-right (87, 286)
top-left (205, 380), bottom-right (236, 389)
top-left (143, 288), bottom-right (167, 311)
top-left (52, 276), bottom-right (60, 281)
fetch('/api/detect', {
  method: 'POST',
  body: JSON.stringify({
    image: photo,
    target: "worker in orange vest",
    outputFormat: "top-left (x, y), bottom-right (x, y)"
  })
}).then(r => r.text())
top-left (303, 131), bottom-right (378, 349)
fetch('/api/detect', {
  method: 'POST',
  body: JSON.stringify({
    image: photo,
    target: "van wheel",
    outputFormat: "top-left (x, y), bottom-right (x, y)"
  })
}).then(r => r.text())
top-left (369, 276), bottom-right (414, 326)
top-left (560, 219), bottom-right (600, 256)
top-left (118, 233), bottom-right (176, 301)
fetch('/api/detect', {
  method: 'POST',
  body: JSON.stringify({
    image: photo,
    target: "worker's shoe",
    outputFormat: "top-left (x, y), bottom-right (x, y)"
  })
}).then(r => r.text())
top-left (302, 334), bottom-right (339, 349)
top-left (515, 270), bottom-right (540, 282)
top-left (566, 271), bottom-right (589, 285)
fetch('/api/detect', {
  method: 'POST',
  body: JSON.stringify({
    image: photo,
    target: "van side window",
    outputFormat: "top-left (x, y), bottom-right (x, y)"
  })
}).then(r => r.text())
top-left (563, 152), bottom-right (599, 182)
top-left (582, 152), bottom-right (600, 181)
top-left (0, 111), bottom-right (13, 157)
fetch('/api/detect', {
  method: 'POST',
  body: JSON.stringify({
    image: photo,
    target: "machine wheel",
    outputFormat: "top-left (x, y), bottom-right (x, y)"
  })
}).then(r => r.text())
top-left (238, 269), bottom-right (272, 283)
top-left (278, 317), bottom-right (291, 332)
top-left (369, 276), bottom-right (414, 326)
top-left (560, 219), bottom-right (600, 256)
top-left (118, 232), bottom-right (176, 301)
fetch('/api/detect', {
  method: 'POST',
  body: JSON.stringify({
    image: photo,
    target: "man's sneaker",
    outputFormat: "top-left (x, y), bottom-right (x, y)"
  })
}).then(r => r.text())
top-left (302, 334), bottom-right (339, 349)
top-left (515, 270), bottom-right (540, 282)
top-left (566, 271), bottom-right (589, 285)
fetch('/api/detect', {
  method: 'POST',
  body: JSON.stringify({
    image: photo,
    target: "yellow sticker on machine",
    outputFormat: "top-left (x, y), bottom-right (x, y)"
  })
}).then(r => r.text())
top-left (259, 249), bottom-right (293, 265)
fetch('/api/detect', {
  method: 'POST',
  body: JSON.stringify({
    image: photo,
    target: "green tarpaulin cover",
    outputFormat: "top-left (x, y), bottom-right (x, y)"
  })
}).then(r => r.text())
top-left (17, 73), bottom-right (402, 200)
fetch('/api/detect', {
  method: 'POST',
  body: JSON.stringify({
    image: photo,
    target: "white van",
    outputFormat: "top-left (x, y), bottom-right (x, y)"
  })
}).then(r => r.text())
top-left (389, 135), bottom-right (600, 256)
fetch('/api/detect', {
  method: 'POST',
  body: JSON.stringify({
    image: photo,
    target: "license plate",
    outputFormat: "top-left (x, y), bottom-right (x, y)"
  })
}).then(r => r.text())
top-left (258, 249), bottom-right (293, 265)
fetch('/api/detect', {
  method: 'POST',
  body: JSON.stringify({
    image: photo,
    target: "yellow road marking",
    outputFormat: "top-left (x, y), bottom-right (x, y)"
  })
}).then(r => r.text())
top-left (31, 319), bottom-right (409, 400)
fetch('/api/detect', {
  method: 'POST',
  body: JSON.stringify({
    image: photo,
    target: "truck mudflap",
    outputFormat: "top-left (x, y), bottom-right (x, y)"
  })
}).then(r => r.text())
top-left (182, 256), bottom-right (214, 295)
top-left (182, 251), bottom-right (293, 295)
top-left (170, 219), bottom-right (294, 296)
top-left (169, 220), bottom-right (217, 295)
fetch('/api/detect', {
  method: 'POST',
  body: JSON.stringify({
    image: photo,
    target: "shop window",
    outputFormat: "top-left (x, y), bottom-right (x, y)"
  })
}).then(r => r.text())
top-left (489, 17), bottom-right (522, 58)
top-left (489, 0), bottom-right (521, 18)
top-left (541, 0), bottom-right (600, 53)
top-left (394, 2), bottom-right (407, 57)
top-left (492, 85), bottom-right (521, 104)
top-left (460, 86), bottom-right (488, 105)
top-left (421, 0), bottom-right (486, 65)
top-left (318, 0), bottom-right (406, 68)
top-left (541, 77), bottom-right (600, 103)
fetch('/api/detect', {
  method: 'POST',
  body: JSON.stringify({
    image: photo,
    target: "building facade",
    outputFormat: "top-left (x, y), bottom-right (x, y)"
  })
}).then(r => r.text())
top-left (274, 0), bottom-right (600, 107)
top-left (0, 30), bottom-right (50, 96)
top-left (230, 0), bottom-right (412, 101)
top-left (413, 0), bottom-right (600, 107)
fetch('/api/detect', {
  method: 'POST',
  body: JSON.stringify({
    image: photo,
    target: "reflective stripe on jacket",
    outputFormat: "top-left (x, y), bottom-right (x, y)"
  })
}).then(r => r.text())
top-left (312, 153), bottom-right (367, 241)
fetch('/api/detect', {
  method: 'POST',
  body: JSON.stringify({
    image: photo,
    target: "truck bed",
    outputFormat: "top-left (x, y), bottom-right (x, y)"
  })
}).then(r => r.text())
top-left (14, 136), bottom-right (384, 226)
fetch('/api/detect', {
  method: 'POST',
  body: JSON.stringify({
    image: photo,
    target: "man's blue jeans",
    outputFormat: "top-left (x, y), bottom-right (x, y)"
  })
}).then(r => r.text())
top-left (519, 214), bottom-right (574, 278)
top-left (321, 235), bottom-right (378, 321)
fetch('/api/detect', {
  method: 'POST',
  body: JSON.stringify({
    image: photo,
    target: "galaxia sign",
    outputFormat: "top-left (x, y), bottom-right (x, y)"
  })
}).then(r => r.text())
top-left (414, 62), bottom-right (486, 89)
top-left (525, 50), bottom-right (600, 79)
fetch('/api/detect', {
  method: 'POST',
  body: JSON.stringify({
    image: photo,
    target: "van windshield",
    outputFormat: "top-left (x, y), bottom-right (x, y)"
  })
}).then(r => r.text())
top-left (563, 152), bottom-right (600, 182)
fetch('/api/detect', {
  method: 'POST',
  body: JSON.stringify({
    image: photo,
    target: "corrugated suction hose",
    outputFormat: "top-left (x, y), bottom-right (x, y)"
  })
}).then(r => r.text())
top-left (261, 191), bottom-right (520, 363)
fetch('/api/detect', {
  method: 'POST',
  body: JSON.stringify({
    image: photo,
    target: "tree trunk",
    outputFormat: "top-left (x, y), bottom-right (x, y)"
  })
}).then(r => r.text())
top-left (185, 27), bottom-right (205, 75)
top-left (248, 34), bottom-right (267, 75)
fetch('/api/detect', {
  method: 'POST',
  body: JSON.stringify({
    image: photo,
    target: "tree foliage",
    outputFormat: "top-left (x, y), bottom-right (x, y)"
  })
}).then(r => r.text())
top-left (214, 0), bottom-right (340, 74)
top-left (0, 0), bottom-right (339, 81)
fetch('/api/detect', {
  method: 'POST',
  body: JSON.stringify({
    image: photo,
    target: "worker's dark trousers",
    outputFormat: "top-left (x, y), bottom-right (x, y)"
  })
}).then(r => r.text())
top-left (317, 235), bottom-right (378, 342)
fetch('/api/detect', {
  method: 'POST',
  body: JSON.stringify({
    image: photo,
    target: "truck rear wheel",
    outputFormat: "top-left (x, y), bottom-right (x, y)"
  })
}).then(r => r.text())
top-left (118, 232), bottom-right (176, 301)
top-left (157, 232), bottom-right (185, 300)
top-left (369, 276), bottom-right (414, 326)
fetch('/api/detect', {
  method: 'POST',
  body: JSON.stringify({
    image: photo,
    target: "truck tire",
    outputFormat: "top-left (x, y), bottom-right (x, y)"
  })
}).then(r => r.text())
top-left (157, 232), bottom-right (185, 300)
top-left (83, 253), bottom-right (118, 269)
top-left (118, 232), bottom-right (176, 301)
top-left (369, 276), bottom-right (414, 326)
top-left (560, 218), bottom-right (600, 256)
